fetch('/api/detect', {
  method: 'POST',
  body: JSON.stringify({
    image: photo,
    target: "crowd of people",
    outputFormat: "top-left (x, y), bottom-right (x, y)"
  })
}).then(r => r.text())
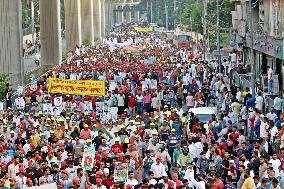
top-left (1, 23), bottom-right (284, 189)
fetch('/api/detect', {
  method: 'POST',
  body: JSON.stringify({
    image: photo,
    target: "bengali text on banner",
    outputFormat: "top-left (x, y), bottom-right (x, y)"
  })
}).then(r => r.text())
top-left (48, 78), bottom-right (106, 96)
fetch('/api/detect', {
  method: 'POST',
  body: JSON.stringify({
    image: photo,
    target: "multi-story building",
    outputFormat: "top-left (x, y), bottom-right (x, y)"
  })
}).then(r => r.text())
top-left (231, 0), bottom-right (284, 95)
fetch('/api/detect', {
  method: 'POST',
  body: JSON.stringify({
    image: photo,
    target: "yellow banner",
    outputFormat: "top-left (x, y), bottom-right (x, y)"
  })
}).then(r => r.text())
top-left (48, 78), bottom-right (106, 96)
top-left (134, 27), bottom-right (153, 32)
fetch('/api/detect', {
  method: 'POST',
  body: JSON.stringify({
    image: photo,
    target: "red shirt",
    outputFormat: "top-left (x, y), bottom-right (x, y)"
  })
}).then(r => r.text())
top-left (111, 144), bottom-right (123, 152)
top-left (104, 178), bottom-right (114, 189)
top-left (128, 96), bottom-right (136, 108)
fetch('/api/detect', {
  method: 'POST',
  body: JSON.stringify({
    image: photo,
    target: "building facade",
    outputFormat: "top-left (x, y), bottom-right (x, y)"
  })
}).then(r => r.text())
top-left (231, 0), bottom-right (284, 95)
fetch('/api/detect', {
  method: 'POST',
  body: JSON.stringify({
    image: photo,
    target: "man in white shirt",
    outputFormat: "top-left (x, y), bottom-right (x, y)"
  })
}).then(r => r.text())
top-left (150, 156), bottom-right (166, 179)
top-left (126, 171), bottom-right (139, 186)
top-left (273, 97), bottom-right (283, 117)
top-left (266, 107), bottom-right (278, 122)
top-left (267, 66), bottom-right (273, 93)
top-left (255, 92), bottom-right (264, 112)
top-left (269, 153), bottom-right (281, 177)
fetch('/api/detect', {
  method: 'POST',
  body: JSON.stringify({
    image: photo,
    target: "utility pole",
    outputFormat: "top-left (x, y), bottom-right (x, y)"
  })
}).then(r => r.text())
top-left (190, 12), bottom-right (192, 34)
top-left (203, 0), bottom-right (207, 62)
top-left (174, 0), bottom-right (176, 30)
top-left (165, 1), bottom-right (169, 31)
top-left (249, 0), bottom-right (255, 97)
top-left (150, 0), bottom-right (153, 23)
top-left (217, 0), bottom-right (221, 72)
top-left (31, 0), bottom-right (35, 44)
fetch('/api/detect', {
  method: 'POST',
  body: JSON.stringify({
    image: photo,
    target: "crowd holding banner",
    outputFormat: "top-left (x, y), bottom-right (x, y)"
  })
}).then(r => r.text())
top-left (1, 22), bottom-right (284, 189)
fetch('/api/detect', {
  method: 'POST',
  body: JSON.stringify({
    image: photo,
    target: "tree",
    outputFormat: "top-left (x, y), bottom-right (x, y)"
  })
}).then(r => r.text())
top-left (22, 0), bottom-right (31, 29)
top-left (181, 0), bottom-right (233, 50)
top-left (0, 74), bottom-right (9, 101)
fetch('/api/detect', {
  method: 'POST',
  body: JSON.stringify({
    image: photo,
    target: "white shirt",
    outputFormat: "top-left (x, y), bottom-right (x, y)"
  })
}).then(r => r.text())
top-left (259, 121), bottom-right (269, 138)
top-left (269, 158), bottom-right (281, 177)
top-left (150, 163), bottom-right (166, 178)
top-left (117, 95), bottom-right (125, 107)
top-left (93, 185), bottom-right (107, 189)
top-left (267, 112), bottom-right (277, 122)
top-left (255, 96), bottom-right (263, 111)
top-left (126, 179), bottom-right (139, 186)
top-left (268, 68), bottom-right (273, 80)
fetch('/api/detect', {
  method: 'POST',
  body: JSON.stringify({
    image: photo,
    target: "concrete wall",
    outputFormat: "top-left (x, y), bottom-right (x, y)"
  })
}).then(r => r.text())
top-left (40, 0), bottom-right (62, 65)
top-left (65, 0), bottom-right (82, 51)
top-left (0, 0), bottom-right (23, 87)
top-left (81, 0), bottom-right (94, 45)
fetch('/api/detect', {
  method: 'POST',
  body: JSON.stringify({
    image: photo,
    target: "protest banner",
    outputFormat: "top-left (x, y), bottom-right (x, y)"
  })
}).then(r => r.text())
top-left (48, 78), bottom-right (106, 96)
top-left (114, 163), bottom-right (128, 183)
top-left (82, 151), bottom-right (95, 171)
top-left (28, 182), bottom-right (57, 189)
top-left (134, 27), bottom-right (153, 32)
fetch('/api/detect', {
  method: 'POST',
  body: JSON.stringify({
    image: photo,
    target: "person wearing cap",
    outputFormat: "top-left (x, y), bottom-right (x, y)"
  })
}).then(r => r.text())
top-left (117, 92), bottom-right (125, 115)
top-left (172, 117), bottom-right (182, 140)
top-left (85, 139), bottom-right (95, 151)
top-left (136, 92), bottom-right (144, 115)
top-left (70, 125), bottom-right (80, 139)
top-left (15, 167), bottom-right (27, 188)
top-left (143, 150), bottom-right (154, 179)
top-left (93, 131), bottom-right (105, 151)
top-left (150, 155), bottom-right (166, 180)
top-left (80, 124), bottom-right (91, 140)
top-left (168, 129), bottom-right (178, 157)
top-left (111, 137), bottom-right (123, 153)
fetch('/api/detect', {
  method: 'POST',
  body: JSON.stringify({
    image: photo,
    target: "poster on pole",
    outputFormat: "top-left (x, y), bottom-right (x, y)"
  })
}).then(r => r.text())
top-left (114, 163), bottom-right (128, 183)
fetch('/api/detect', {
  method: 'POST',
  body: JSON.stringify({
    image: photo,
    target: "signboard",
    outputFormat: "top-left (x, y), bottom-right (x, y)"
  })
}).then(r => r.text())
top-left (48, 78), bottom-right (106, 96)
top-left (54, 96), bottom-right (63, 107)
top-left (114, 163), bottom-right (128, 183)
top-left (134, 27), bottom-right (153, 32)
top-left (42, 103), bottom-right (52, 115)
top-left (82, 151), bottom-right (95, 171)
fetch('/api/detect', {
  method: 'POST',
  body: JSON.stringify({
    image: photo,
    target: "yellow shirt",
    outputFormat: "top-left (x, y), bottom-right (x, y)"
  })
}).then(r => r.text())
top-left (241, 177), bottom-right (254, 189)
top-left (31, 134), bottom-right (40, 146)
top-left (54, 128), bottom-right (64, 139)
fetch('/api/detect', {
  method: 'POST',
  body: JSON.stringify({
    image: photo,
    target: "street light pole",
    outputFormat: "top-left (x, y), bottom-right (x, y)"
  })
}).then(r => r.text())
top-left (31, 0), bottom-right (35, 44)
top-left (203, 0), bottom-right (207, 61)
top-left (217, 0), bottom-right (221, 72)
top-left (165, 1), bottom-right (169, 31)
top-left (249, 0), bottom-right (256, 97)
top-left (150, 0), bottom-right (153, 23)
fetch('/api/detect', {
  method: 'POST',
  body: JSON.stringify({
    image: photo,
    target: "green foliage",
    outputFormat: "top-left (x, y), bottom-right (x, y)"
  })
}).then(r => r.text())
top-left (82, 39), bottom-right (92, 47)
top-left (0, 74), bottom-right (9, 101)
top-left (22, 0), bottom-right (31, 29)
top-left (181, 0), bottom-right (233, 50)
top-left (24, 72), bottom-right (32, 86)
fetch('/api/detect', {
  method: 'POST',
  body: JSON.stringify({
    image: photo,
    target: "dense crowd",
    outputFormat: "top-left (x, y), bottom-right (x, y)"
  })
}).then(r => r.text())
top-left (1, 23), bottom-right (284, 189)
